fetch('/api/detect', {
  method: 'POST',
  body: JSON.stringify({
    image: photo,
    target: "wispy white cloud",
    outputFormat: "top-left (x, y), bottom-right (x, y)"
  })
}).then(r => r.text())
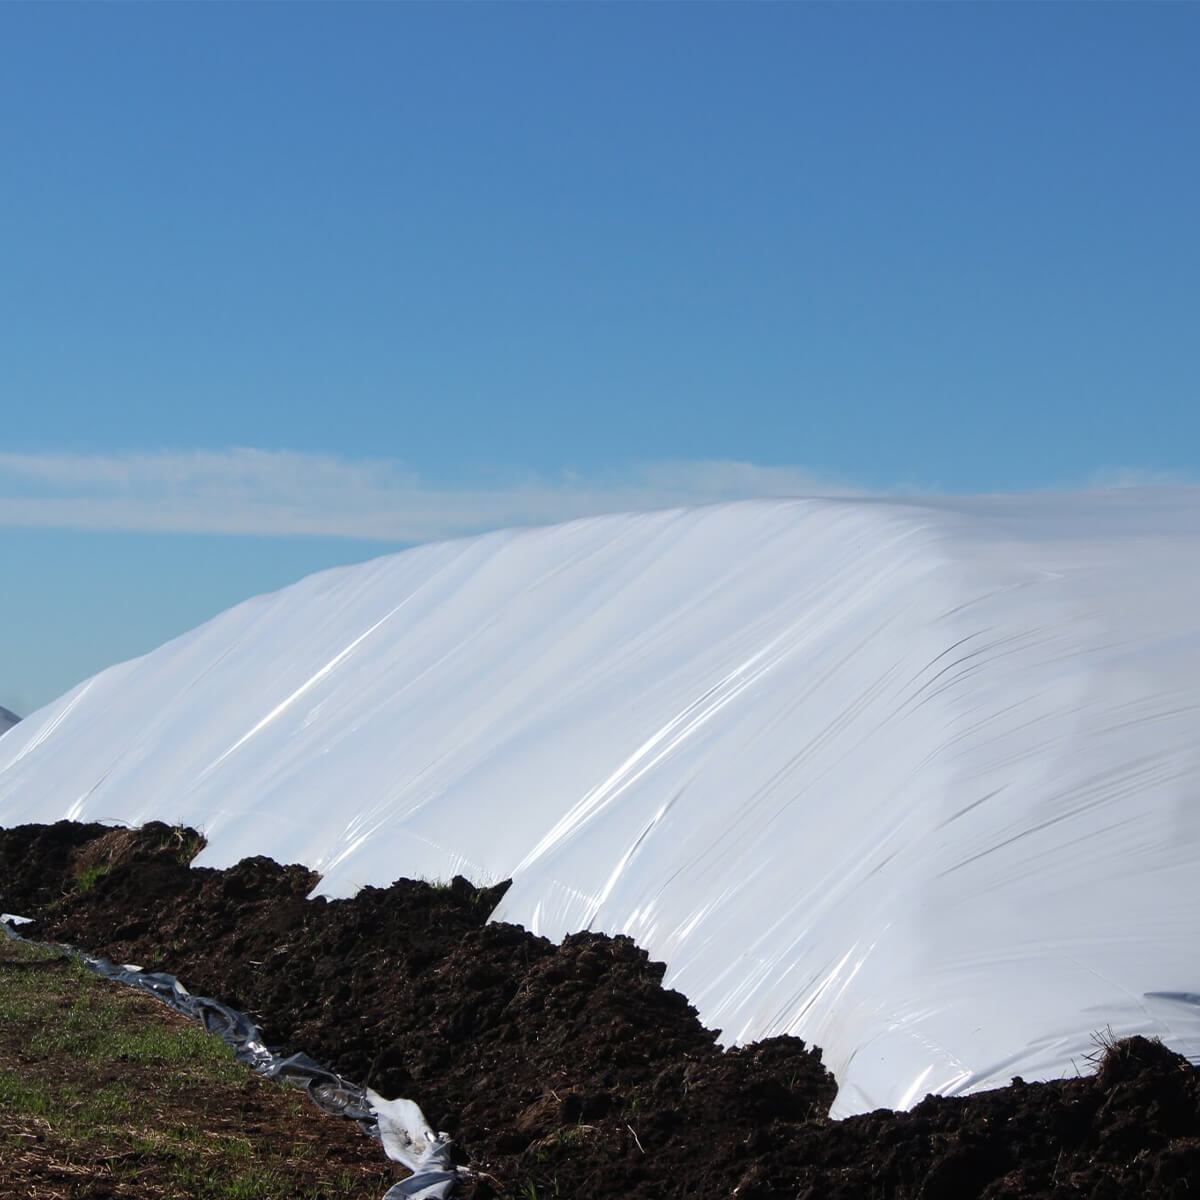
top-left (0, 448), bottom-right (867, 542)
top-left (1084, 466), bottom-right (1195, 490)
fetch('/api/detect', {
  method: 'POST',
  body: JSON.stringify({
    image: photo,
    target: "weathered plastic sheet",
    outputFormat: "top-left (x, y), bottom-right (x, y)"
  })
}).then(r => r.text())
top-left (1, 491), bottom-right (1198, 1116)
top-left (1, 917), bottom-right (458, 1198)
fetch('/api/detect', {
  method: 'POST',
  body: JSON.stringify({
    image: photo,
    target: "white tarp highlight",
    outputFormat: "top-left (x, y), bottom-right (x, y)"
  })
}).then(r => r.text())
top-left (1, 492), bottom-right (1198, 1116)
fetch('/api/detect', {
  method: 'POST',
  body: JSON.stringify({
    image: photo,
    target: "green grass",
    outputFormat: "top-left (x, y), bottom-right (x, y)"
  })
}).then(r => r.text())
top-left (75, 862), bottom-right (112, 893)
top-left (0, 935), bottom-right (397, 1199)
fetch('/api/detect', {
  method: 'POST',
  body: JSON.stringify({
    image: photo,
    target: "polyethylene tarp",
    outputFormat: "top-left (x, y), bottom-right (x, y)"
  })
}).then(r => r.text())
top-left (1, 491), bottom-right (1198, 1116)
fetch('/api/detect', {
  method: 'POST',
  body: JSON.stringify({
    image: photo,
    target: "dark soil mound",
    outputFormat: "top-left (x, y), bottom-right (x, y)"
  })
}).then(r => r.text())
top-left (3, 820), bottom-right (1199, 1199)
top-left (0, 818), bottom-right (116, 913)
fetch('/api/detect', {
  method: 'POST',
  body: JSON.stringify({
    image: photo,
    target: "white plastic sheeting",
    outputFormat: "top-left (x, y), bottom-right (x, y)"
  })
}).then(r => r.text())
top-left (1, 491), bottom-right (1198, 1116)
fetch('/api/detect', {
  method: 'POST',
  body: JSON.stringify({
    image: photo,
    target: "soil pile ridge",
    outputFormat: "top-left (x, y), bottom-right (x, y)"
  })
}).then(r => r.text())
top-left (3, 820), bottom-right (1199, 1199)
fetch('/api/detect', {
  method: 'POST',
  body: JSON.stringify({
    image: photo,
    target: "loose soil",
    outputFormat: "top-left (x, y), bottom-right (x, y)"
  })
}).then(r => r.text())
top-left (3, 820), bottom-right (1199, 1199)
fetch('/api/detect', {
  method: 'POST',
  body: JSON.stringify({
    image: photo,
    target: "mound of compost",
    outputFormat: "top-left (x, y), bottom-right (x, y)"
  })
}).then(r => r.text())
top-left (3, 820), bottom-right (1199, 1199)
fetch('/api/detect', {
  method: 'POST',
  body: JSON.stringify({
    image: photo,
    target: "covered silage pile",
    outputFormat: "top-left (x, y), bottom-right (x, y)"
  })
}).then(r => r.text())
top-left (1, 490), bottom-right (1198, 1116)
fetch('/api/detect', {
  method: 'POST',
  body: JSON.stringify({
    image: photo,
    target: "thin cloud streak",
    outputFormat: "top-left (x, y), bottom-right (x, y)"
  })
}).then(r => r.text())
top-left (1084, 466), bottom-right (1196, 490)
top-left (0, 449), bottom-right (866, 542)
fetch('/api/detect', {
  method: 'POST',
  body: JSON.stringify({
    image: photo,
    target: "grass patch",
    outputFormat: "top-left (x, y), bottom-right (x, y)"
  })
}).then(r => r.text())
top-left (75, 862), bottom-right (112, 893)
top-left (0, 935), bottom-right (397, 1199)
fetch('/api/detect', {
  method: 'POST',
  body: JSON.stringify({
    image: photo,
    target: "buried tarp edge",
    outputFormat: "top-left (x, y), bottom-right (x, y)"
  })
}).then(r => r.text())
top-left (1, 916), bottom-right (460, 1200)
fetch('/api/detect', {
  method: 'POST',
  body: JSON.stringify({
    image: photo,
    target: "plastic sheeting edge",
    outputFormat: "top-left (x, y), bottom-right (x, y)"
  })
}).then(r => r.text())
top-left (1, 915), bottom-right (460, 1200)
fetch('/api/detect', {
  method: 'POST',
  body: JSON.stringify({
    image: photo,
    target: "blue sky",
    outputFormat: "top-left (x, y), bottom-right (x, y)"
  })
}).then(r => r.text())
top-left (2, 2), bottom-right (1198, 716)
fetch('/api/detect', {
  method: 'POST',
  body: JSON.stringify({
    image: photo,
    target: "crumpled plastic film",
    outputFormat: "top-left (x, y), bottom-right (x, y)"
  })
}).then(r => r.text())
top-left (370, 1092), bottom-right (463, 1200)
top-left (1, 916), bottom-right (459, 1198)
